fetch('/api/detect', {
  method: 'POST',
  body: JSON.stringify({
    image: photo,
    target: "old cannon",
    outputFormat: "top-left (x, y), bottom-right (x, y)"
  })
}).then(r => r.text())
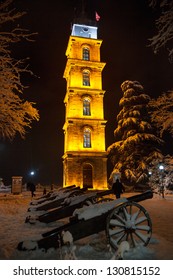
top-left (18, 190), bottom-right (153, 252)
top-left (28, 186), bottom-right (88, 212)
top-left (29, 185), bottom-right (76, 205)
top-left (25, 189), bottom-right (113, 224)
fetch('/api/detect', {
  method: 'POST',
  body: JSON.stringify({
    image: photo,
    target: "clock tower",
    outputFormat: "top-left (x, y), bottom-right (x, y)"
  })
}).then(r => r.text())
top-left (63, 15), bottom-right (107, 190)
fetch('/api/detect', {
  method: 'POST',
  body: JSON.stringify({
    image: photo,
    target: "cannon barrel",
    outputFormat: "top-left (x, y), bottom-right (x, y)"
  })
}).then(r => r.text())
top-left (127, 190), bottom-right (153, 203)
top-left (95, 189), bottom-right (113, 197)
top-left (18, 191), bottom-right (153, 251)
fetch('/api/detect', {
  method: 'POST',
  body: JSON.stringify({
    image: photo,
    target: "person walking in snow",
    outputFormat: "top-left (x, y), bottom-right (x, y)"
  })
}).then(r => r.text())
top-left (27, 182), bottom-right (36, 198)
top-left (112, 178), bottom-right (125, 199)
top-left (43, 187), bottom-right (47, 195)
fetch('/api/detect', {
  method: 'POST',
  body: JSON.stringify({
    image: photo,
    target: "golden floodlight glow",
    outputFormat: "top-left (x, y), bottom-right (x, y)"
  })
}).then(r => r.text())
top-left (62, 22), bottom-right (108, 190)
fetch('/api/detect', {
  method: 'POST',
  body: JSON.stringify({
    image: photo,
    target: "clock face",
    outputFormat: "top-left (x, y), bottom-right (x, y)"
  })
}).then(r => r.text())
top-left (71, 24), bottom-right (97, 39)
top-left (82, 27), bottom-right (89, 32)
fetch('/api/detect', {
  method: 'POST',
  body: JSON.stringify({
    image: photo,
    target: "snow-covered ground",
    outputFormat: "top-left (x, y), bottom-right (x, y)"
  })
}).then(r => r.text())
top-left (0, 189), bottom-right (173, 260)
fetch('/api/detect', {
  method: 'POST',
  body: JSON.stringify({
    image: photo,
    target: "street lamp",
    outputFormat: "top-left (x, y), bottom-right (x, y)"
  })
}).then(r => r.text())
top-left (159, 165), bottom-right (164, 171)
top-left (159, 164), bottom-right (164, 198)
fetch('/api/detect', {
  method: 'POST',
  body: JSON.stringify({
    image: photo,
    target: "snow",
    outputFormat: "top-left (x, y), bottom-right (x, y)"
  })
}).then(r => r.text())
top-left (62, 192), bottom-right (97, 206)
top-left (22, 240), bottom-right (38, 251)
top-left (62, 231), bottom-right (73, 245)
top-left (115, 241), bottom-right (130, 259)
top-left (73, 198), bottom-right (127, 220)
top-left (0, 190), bottom-right (173, 260)
top-left (29, 188), bottom-right (76, 207)
top-left (0, 184), bottom-right (11, 193)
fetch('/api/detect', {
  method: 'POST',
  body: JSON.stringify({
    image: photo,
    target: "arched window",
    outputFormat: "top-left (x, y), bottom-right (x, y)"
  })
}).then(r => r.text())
top-left (83, 98), bottom-right (91, 116)
top-left (83, 70), bottom-right (90, 86)
top-left (83, 47), bottom-right (90, 61)
top-left (83, 128), bottom-right (91, 148)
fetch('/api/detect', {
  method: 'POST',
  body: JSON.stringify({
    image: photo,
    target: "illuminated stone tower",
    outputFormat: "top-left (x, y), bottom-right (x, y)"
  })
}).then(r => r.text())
top-left (63, 15), bottom-right (107, 190)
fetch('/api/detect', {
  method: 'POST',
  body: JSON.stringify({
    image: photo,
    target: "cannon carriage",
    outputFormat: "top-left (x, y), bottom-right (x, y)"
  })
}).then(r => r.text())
top-left (18, 190), bottom-right (153, 252)
top-left (28, 185), bottom-right (89, 212)
top-left (26, 189), bottom-right (113, 224)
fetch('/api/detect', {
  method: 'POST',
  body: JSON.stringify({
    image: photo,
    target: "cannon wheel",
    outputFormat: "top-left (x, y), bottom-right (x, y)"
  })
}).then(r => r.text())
top-left (106, 201), bottom-right (152, 250)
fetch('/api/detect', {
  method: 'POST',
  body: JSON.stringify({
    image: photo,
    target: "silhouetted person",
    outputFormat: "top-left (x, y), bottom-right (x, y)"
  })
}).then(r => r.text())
top-left (112, 179), bottom-right (125, 199)
top-left (27, 182), bottom-right (36, 198)
top-left (43, 187), bottom-right (47, 195)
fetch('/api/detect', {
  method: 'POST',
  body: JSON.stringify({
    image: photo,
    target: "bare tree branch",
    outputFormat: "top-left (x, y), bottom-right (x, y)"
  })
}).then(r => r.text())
top-left (0, 0), bottom-right (39, 140)
top-left (149, 90), bottom-right (173, 136)
top-left (148, 0), bottom-right (173, 62)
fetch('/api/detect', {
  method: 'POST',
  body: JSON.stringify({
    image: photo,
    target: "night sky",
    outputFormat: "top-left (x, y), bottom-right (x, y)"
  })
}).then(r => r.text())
top-left (0, 0), bottom-right (172, 185)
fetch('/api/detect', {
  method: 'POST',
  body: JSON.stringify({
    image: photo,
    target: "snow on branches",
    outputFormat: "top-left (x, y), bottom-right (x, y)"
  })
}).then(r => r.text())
top-left (149, 90), bottom-right (173, 137)
top-left (148, 0), bottom-right (173, 62)
top-left (0, 0), bottom-right (39, 140)
top-left (108, 80), bottom-right (163, 187)
top-left (148, 155), bottom-right (173, 192)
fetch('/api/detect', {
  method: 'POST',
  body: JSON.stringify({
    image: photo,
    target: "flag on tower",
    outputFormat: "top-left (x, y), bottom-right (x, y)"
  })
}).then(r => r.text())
top-left (95, 11), bottom-right (100, 21)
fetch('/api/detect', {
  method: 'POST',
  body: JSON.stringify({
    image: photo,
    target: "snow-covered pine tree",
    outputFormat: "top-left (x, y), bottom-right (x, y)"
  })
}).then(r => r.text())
top-left (0, 0), bottom-right (39, 140)
top-left (108, 80), bottom-right (163, 189)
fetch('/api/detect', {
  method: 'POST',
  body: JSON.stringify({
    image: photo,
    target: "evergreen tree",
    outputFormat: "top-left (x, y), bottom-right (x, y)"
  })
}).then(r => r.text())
top-left (108, 80), bottom-right (163, 188)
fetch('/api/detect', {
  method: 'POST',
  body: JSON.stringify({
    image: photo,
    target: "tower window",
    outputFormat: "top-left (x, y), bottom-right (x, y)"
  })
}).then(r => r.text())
top-left (83, 128), bottom-right (91, 148)
top-left (83, 70), bottom-right (90, 86)
top-left (83, 47), bottom-right (90, 61)
top-left (83, 98), bottom-right (91, 116)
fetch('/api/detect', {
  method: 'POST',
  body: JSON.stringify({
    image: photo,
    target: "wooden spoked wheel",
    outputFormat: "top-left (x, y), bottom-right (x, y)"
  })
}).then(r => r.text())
top-left (106, 202), bottom-right (152, 250)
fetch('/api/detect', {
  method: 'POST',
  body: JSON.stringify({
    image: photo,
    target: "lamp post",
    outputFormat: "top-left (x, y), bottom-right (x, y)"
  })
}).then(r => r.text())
top-left (159, 164), bottom-right (164, 198)
top-left (30, 171), bottom-right (35, 176)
